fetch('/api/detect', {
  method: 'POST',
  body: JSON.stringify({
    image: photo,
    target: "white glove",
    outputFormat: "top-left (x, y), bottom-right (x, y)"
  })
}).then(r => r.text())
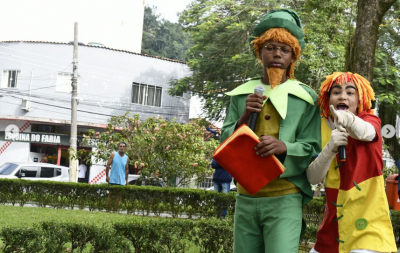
top-left (327, 129), bottom-right (348, 152)
top-left (330, 105), bottom-right (355, 131)
top-left (306, 129), bottom-right (348, 184)
top-left (329, 105), bottom-right (376, 141)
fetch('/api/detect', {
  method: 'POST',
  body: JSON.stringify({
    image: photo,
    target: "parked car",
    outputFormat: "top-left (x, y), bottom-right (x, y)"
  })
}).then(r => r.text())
top-left (0, 162), bottom-right (69, 182)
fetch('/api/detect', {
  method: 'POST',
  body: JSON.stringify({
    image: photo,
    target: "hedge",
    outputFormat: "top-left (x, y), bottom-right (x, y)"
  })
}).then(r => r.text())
top-left (0, 218), bottom-right (233, 253)
top-left (0, 179), bottom-right (236, 219)
top-left (1, 179), bottom-right (399, 249)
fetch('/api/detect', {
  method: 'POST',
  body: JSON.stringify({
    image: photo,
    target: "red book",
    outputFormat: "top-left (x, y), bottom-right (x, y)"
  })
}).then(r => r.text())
top-left (213, 124), bottom-right (285, 195)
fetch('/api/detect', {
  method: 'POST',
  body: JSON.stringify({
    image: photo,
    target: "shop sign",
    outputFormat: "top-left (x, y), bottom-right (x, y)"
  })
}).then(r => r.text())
top-left (0, 131), bottom-right (97, 147)
top-left (0, 131), bottom-right (70, 145)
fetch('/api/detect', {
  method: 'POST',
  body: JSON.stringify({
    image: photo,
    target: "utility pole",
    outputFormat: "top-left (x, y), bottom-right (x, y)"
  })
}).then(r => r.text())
top-left (69, 22), bottom-right (78, 182)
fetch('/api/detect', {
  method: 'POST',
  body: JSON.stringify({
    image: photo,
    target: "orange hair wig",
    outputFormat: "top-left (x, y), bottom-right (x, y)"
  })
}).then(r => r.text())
top-left (251, 28), bottom-right (301, 79)
top-left (318, 72), bottom-right (375, 119)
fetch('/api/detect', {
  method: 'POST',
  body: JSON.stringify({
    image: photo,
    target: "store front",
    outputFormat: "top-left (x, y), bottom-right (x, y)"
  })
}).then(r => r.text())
top-left (0, 121), bottom-right (97, 166)
top-left (0, 130), bottom-right (91, 166)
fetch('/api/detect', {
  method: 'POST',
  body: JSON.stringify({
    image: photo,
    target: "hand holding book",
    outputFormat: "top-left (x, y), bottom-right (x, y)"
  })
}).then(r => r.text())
top-left (213, 124), bottom-right (286, 195)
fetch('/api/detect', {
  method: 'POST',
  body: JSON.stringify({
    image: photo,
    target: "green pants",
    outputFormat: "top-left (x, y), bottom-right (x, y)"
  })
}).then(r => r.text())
top-left (233, 193), bottom-right (303, 253)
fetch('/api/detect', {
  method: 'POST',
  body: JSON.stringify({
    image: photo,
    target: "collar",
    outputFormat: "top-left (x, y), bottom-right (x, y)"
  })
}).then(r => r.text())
top-left (225, 78), bottom-right (314, 119)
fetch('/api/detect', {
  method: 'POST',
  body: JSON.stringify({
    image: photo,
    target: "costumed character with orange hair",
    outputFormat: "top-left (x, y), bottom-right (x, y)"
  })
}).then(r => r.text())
top-left (220, 9), bottom-right (321, 253)
top-left (307, 72), bottom-right (397, 253)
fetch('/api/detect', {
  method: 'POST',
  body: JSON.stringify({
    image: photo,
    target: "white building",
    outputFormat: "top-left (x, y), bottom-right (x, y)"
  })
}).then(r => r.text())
top-left (0, 41), bottom-right (191, 167)
top-left (0, 0), bottom-right (194, 169)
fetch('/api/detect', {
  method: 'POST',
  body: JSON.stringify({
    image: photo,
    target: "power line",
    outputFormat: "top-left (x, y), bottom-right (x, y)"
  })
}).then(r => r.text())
top-left (0, 49), bottom-right (188, 89)
top-left (0, 100), bottom-right (110, 121)
top-left (1, 94), bottom-right (189, 117)
top-left (0, 43), bottom-right (177, 76)
top-left (0, 91), bottom-right (189, 112)
top-left (0, 44), bottom-right (73, 64)
top-left (0, 53), bottom-right (72, 71)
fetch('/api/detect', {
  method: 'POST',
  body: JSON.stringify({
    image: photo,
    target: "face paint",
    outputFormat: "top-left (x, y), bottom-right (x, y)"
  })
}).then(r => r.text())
top-left (329, 81), bottom-right (359, 115)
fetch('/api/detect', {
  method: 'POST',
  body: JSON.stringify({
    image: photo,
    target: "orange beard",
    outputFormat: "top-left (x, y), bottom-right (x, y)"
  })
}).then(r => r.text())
top-left (267, 68), bottom-right (286, 89)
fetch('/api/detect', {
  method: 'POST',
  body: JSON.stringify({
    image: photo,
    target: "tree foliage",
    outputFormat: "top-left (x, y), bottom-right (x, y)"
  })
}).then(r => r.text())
top-left (342, 0), bottom-right (399, 162)
top-left (170, 0), bottom-right (399, 112)
top-left (141, 6), bottom-right (192, 61)
top-left (80, 113), bottom-right (218, 187)
top-left (168, 0), bottom-right (364, 120)
top-left (369, 0), bottom-right (400, 162)
top-left (169, 0), bottom-right (284, 121)
top-left (169, 0), bottom-right (399, 161)
top-left (298, 0), bottom-right (358, 89)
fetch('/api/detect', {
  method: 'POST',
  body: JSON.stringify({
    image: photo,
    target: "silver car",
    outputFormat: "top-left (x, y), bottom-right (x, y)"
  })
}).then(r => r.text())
top-left (0, 162), bottom-right (69, 182)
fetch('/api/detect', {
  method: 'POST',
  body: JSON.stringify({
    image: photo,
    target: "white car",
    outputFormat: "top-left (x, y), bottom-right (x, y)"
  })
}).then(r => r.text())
top-left (0, 162), bottom-right (70, 182)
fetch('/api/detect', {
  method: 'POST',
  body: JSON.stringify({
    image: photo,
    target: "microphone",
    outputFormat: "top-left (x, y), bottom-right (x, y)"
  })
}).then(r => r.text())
top-left (338, 146), bottom-right (346, 162)
top-left (248, 85), bottom-right (265, 131)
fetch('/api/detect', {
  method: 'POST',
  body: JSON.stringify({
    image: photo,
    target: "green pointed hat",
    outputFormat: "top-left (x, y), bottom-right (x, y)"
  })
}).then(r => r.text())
top-left (249, 9), bottom-right (305, 51)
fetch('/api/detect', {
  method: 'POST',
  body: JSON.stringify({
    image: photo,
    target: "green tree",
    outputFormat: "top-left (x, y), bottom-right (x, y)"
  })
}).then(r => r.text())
top-left (81, 113), bottom-right (218, 187)
top-left (168, 0), bottom-right (360, 120)
top-left (170, 0), bottom-right (400, 162)
top-left (298, 0), bottom-right (358, 90)
top-left (170, 1), bottom-right (399, 110)
top-left (169, 0), bottom-right (282, 121)
top-left (345, 0), bottom-right (400, 162)
top-left (141, 6), bottom-right (192, 61)
top-left (372, 1), bottom-right (400, 163)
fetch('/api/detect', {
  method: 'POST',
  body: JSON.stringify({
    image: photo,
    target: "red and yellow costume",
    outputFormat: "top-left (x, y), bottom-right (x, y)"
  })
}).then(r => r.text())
top-left (312, 72), bottom-right (397, 253)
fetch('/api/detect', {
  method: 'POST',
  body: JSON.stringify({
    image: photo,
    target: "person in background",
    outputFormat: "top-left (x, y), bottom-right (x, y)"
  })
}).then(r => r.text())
top-left (211, 158), bottom-right (232, 218)
top-left (105, 142), bottom-right (129, 211)
top-left (78, 161), bottom-right (87, 183)
top-left (307, 72), bottom-right (396, 253)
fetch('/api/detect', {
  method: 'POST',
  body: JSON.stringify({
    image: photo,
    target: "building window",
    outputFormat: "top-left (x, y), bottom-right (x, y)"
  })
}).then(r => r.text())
top-left (1, 70), bottom-right (20, 88)
top-left (132, 83), bottom-right (162, 107)
top-left (56, 72), bottom-right (79, 93)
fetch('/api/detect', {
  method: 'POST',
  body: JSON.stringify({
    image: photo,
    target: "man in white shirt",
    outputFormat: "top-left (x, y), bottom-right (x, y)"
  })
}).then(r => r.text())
top-left (78, 162), bottom-right (87, 183)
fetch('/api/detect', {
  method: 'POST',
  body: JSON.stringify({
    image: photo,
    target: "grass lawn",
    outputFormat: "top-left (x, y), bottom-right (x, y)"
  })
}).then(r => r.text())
top-left (0, 205), bottom-right (132, 228)
top-left (0, 205), bottom-right (311, 252)
top-left (0, 205), bottom-right (203, 252)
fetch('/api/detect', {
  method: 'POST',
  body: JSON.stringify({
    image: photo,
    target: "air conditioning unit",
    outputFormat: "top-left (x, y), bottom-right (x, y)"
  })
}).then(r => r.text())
top-left (21, 99), bottom-right (30, 111)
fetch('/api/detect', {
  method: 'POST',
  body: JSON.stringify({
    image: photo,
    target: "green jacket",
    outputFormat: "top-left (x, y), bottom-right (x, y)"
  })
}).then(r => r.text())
top-left (221, 78), bottom-right (321, 205)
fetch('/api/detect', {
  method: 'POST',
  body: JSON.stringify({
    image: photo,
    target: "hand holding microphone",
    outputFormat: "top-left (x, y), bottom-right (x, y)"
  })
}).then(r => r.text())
top-left (329, 105), bottom-right (350, 162)
top-left (327, 129), bottom-right (348, 153)
top-left (248, 85), bottom-right (265, 131)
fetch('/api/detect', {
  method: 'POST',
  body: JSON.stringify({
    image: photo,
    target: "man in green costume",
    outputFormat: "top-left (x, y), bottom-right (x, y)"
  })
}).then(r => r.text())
top-left (220, 9), bottom-right (321, 252)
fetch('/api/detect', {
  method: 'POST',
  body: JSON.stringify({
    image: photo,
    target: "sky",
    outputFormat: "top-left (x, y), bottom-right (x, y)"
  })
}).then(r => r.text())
top-left (144, 0), bottom-right (193, 23)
